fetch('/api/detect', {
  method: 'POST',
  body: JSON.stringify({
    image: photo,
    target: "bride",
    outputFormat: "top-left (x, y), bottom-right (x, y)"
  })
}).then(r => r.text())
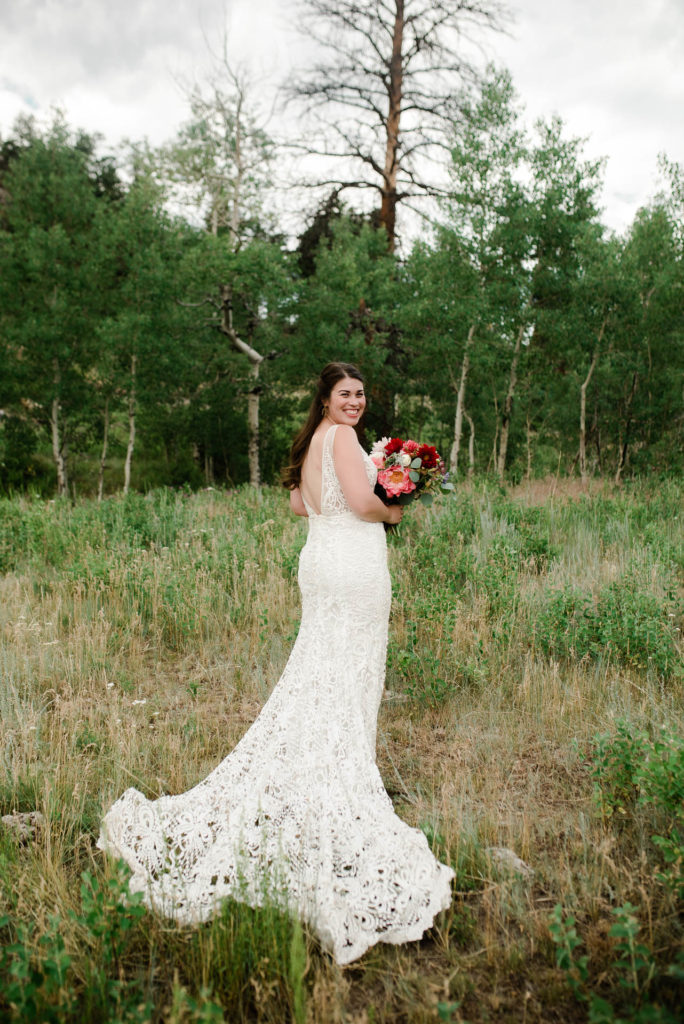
top-left (99, 361), bottom-right (454, 965)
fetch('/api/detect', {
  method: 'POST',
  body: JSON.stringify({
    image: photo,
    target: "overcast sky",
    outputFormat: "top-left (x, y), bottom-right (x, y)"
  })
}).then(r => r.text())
top-left (0, 0), bottom-right (681, 236)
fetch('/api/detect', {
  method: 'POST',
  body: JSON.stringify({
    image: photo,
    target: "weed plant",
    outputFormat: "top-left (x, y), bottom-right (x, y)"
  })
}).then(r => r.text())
top-left (0, 480), bottom-right (682, 1022)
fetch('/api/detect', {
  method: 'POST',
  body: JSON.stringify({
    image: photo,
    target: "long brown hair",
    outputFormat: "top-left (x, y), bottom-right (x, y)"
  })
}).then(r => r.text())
top-left (281, 362), bottom-right (366, 490)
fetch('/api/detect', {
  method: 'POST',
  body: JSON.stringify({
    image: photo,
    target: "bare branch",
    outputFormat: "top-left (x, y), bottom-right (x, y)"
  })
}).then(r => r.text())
top-left (287, 0), bottom-right (509, 247)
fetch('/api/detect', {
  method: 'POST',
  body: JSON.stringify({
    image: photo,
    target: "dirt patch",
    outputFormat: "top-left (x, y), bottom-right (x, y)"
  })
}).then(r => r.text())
top-left (508, 476), bottom-right (613, 505)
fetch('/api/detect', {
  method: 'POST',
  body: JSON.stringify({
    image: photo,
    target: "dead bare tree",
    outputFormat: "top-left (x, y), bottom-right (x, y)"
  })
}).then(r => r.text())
top-left (167, 50), bottom-right (274, 248)
top-left (288, 0), bottom-right (510, 250)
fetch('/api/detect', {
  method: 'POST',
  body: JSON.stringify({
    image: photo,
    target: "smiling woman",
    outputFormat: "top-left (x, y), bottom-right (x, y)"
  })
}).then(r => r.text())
top-left (325, 376), bottom-right (366, 425)
top-left (98, 361), bottom-right (453, 965)
top-left (286, 363), bottom-right (396, 522)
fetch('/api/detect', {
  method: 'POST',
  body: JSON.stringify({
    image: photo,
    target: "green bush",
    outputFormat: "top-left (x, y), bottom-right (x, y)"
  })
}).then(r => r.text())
top-left (0, 859), bottom-right (309, 1023)
top-left (549, 902), bottom-right (681, 1023)
top-left (590, 723), bottom-right (684, 897)
top-left (0, 863), bottom-right (150, 1023)
top-left (532, 579), bottom-right (681, 681)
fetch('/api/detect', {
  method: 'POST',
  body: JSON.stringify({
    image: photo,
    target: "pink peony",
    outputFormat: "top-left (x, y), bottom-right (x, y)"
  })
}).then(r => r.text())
top-left (403, 439), bottom-right (420, 455)
top-left (377, 465), bottom-right (417, 498)
top-left (370, 451), bottom-right (385, 468)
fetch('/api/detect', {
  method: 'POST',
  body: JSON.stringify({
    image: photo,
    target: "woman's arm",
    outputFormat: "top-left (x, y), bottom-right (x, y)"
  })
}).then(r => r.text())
top-left (333, 426), bottom-right (402, 525)
top-left (289, 487), bottom-right (308, 517)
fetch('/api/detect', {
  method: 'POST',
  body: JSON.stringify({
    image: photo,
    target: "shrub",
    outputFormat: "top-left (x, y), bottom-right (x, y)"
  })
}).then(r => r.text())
top-left (533, 579), bottom-right (681, 681)
top-left (590, 723), bottom-right (684, 898)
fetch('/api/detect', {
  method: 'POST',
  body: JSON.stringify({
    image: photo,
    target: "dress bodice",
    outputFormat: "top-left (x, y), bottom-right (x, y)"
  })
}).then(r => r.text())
top-left (304, 424), bottom-right (377, 519)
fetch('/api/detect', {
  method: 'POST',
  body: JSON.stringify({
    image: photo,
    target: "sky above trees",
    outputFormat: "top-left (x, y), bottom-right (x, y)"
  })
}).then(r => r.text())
top-left (0, 0), bottom-right (681, 234)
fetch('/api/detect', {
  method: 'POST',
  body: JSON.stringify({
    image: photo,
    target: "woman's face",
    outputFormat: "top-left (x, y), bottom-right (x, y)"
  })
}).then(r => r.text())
top-left (324, 376), bottom-right (366, 427)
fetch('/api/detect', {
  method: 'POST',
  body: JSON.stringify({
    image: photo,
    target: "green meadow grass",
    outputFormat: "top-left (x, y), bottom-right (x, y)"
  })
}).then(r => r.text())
top-left (0, 480), bottom-right (682, 1022)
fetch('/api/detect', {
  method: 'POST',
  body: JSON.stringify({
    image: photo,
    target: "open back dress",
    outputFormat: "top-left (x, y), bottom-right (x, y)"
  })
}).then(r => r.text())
top-left (99, 424), bottom-right (454, 964)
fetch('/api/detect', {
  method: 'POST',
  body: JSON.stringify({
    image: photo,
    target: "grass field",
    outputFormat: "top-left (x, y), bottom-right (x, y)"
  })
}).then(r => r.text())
top-left (0, 479), bottom-right (682, 1023)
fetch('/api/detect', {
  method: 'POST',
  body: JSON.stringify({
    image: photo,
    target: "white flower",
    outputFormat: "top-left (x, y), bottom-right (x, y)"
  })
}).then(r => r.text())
top-left (399, 452), bottom-right (412, 467)
top-left (131, 699), bottom-right (147, 706)
top-left (371, 436), bottom-right (391, 456)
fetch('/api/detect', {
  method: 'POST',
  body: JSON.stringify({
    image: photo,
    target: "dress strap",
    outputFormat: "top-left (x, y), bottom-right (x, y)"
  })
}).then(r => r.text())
top-left (323, 423), bottom-right (339, 456)
top-left (321, 424), bottom-right (349, 515)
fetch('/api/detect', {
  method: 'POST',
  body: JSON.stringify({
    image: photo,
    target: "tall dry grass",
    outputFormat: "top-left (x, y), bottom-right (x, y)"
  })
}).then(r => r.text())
top-left (0, 481), bottom-right (681, 1022)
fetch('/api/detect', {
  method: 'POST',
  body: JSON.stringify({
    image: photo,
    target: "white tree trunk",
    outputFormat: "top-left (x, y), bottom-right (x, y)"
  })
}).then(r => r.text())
top-left (449, 324), bottom-right (475, 476)
top-left (248, 360), bottom-right (261, 488)
top-left (50, 397), bottom-right (68, 497)
top-left (50, 359), bottom-right (68, 497)
top-left (465, 412), bottom-right (475, 477)
top-left (220, 285), bottom-right (263, 487)
top-left (497, 322), bottom-right (524, 479)
top-left (229, 90), bottom-right (244, 249)
top-left (579, 322), bottom-right (606, 486)
top-left (488, 393), bottom-right (499, 474)
top-left (123, 354), bottom-right (137, 495)
top-left (98, 396), bottom-right (110, 502)
top-left (614, 371), bottom-right (638, 485)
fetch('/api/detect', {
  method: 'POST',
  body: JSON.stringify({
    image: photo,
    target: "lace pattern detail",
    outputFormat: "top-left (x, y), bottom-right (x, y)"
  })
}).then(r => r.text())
top-left (99, 423), bottom-right (454, 964)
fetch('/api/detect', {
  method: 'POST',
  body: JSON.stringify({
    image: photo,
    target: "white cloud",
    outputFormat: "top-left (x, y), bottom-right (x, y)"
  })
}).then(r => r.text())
top-left (485, 0), bottom-right (684, 230)
top-left (0, 0), bottom-right (681, 234)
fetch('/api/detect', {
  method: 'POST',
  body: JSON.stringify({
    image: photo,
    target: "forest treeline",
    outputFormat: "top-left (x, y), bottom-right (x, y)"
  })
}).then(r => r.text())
top-left (0, 2), bottom-right (682, 496)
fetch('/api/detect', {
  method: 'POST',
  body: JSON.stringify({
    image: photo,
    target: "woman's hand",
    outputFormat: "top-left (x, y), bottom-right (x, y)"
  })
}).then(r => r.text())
top-left (384, 504), bottom-right (404, 526)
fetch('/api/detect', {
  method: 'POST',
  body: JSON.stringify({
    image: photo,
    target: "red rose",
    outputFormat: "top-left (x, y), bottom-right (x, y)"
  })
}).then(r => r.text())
top-left (385, 437), bottom-right (404, 456)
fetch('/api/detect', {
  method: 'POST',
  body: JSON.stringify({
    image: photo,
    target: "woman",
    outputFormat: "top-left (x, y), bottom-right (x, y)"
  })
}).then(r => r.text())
top-left (99, 362), bottom-right (453, 964)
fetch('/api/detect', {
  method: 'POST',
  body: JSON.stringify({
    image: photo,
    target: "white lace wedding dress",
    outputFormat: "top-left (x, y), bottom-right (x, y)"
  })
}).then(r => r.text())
top-left (99, 425), bottom-right (454, 964)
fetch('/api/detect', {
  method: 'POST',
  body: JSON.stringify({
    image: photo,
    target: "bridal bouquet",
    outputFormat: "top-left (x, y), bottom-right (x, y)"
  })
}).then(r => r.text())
top-left (370, 436), bottom-right (453, 509)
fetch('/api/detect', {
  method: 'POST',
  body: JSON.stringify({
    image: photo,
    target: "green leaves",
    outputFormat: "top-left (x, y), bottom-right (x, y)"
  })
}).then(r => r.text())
top-left (0, 913), bottom-right (77, 1021)
top-left (549, 900), bottom-right (680, 1022)
top-left (532, 575), bottom-right (682, 681)
top-left (589, 723), bottom-right (684, 898)
top-left (549, 904), bottom-right (589, 999)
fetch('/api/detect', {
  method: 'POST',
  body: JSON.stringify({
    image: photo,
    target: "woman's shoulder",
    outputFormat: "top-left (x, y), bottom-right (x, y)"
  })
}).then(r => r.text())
top-left (331, 424), bottom-right (361, 451)
top-left (332, 425), bottom-right (366, 469)
top-left (332, 424), bottom-right (359, 441)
